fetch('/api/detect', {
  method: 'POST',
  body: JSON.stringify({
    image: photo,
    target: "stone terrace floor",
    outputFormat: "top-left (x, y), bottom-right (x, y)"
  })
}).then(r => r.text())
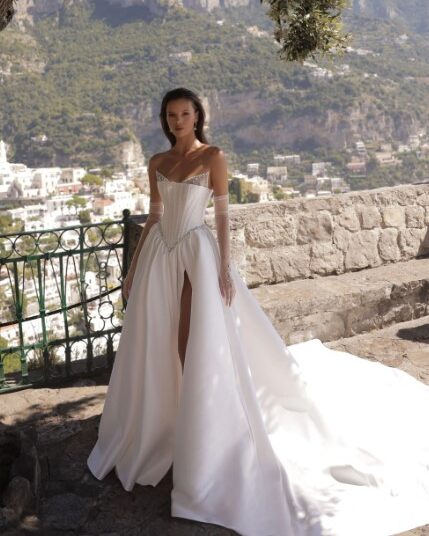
top-left (2, 315), bottom-right (429, 535)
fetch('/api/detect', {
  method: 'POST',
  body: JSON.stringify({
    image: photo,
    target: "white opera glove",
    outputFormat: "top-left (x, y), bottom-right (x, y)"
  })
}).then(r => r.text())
top-left (214, 193), bottom-right (236, 307)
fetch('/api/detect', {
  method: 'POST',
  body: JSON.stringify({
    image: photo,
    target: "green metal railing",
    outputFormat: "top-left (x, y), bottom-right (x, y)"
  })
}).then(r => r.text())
top-left (0, 208), bottom-right (139, 394)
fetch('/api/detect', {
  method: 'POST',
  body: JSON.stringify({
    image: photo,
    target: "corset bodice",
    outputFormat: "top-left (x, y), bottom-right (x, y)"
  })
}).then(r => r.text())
top-left (155, 170), bottom-right (213, 250)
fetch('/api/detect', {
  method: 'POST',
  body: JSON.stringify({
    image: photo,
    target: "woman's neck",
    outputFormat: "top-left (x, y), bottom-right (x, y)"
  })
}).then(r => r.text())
top-left (171, 138), bottom-right (203, 157)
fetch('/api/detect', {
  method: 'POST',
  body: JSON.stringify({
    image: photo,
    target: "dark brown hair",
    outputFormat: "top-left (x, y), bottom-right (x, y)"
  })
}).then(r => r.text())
top-left (159, 87), bottom-right (209, 147)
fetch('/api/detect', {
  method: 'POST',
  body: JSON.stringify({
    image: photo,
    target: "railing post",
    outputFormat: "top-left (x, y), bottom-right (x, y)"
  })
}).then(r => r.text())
top-left (122, 209), bottom-right (131, 279)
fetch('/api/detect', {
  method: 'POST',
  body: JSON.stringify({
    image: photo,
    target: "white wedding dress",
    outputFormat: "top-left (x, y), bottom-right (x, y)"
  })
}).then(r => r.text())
top-left (87, 170), bottom-right (429, 536)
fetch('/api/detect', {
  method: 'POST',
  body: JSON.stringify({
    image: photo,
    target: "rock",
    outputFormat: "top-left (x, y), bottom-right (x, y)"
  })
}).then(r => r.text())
top-left (378, 228), bottom-right (400, 262)
top-left (0, 506), bottom-right (19, 530)
top-left (310, 242), bottom-right (344, 275)
top-left (358, 205), bottom-right (382, 229)
top-left (332, 227), bottom-right (352, 252)
top-left (271, 245), bottom-right (311, 282)
top-left (10, 429), bottom-right (41, 498)
top-left (337, 207), bottom-right (360, 232)
top-left (246, 250), bottom-right (273, 286)
top-left (296, 211), bottom-right (333, 244)
top-left (72, 378), bottom-right (97, 387)
top-left (405, 206), bottom-right (425, 228)
top-left (41, 492), bottom-right (92, 531)
top-left (244, 214), bottom-right (296, 247)
top-left (398, 228), bottom-right (427, 258)
top-left (3, 476), bottom-right (32, 518)
top-left (0, 431), bottom-right (21, 495)
top-left (382, 206), bottom-right (405, 228)
top-left (344, 230), bottom-right (380, 270)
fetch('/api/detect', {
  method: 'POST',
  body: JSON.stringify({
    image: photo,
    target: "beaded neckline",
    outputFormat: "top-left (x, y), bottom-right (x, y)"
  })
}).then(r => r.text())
top-left (155, 169), bottom-right (211, 190)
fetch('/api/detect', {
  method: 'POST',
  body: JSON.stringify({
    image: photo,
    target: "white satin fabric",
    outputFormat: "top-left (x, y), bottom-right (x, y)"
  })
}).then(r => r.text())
top-left (87, 178), bottom-right (429, 536)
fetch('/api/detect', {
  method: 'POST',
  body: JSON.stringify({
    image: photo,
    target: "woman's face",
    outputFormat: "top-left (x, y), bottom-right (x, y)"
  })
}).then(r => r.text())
top-left (165, 98), bottom-right (198, 137)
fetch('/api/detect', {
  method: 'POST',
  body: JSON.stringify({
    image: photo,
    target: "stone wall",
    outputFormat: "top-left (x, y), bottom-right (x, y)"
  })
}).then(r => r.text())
top-left (205, 183), bottom-right (429, 287)
top-left (128, 184), bottom-right (429, 288)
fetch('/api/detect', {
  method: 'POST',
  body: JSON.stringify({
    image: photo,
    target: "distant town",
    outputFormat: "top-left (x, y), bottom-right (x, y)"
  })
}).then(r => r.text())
top-left (1, 131), bottom-right (428, 235)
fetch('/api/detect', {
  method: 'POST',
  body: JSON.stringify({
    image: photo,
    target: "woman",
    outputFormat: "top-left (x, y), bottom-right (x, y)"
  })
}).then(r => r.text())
top-left (88, 87), bottom-right (429, 536)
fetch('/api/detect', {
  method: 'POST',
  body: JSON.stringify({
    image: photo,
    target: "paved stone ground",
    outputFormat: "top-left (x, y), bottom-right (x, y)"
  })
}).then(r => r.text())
top-left (2, 315), bottom-right (429, 535)
top-left (326, 314), bottom-right (429, 384)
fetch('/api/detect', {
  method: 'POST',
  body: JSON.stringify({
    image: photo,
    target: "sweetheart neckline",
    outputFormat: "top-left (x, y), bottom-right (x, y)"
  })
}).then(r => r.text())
top-left (155, 169), bottom-right (210, 185)
top-left (155, 169), bottom-right (212, 192)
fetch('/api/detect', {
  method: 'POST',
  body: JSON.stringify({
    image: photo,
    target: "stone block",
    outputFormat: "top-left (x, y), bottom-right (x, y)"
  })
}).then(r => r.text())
top-left (296, 211), bottom-right (333, 244)
top-left (271, 245), bottom-right (311, 282)
top-left (344, 230), bottom-right (381, 270)
top-left (244, 214), bottom-right (296, 247)
top-left (310, 242), bottom-right (344, 275)
top-left (245, 250), bottom-right (273, 287)
top-left (398, 228), bottom-right (427, 258)
top-left (382, 206), bottom-right (405, 228)
top-left (332, 227), bottom-right (352, 252)
top-left (378, 228), bottom-right (400, 262)
top-left (337, 207), bottom-right (360, 232)
top-left (358, 205), bottom-right (382, 229)
top-left (405, 206), bottom-right (425, 228)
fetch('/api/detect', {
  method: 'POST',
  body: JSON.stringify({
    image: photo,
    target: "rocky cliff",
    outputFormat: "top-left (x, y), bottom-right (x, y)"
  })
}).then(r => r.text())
top-left (351, 0), bottom-right (429, 32)
top-left (13, 0), bottom-right (429, 27)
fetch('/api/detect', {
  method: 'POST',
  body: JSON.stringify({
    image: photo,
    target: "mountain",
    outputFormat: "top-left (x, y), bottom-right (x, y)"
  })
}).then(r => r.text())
top-left (0, 0), bottom-right (427, 188)
top-left (13, 0), bottom-right (429, 33)
top-left (351, 0), bottom-right (429, 34)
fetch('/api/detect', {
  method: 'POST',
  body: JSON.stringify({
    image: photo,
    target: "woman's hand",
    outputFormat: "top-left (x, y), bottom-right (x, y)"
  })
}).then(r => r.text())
top-left (218, 263), bottom-right (236, 307)
top-left (123, 269), bottom-right (135, 301)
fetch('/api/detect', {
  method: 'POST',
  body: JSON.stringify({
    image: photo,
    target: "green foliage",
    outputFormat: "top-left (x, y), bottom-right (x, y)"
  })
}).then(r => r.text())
top-left (273, 185), bottom-right (286, 199)
top-left (66, 195), bottom-right (87, 211)
top-left (0, 0), bottom-right (16, 32)
top-left (263, 0), bottom-right (352, 64)
top-left (79, 209), bottom-right (92, 224)
top-left (82, 173), bottom-right (103, 186)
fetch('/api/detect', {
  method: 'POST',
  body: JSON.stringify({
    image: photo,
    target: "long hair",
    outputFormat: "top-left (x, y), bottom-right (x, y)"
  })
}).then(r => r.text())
top-left (159, 87), bottom-right (209, 147)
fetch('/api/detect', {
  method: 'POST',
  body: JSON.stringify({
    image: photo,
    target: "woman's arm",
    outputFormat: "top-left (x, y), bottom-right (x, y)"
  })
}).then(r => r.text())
top-left (210, 147), bottom-right (235, 306)
top-left (127, 155), bottom-right (164, 276)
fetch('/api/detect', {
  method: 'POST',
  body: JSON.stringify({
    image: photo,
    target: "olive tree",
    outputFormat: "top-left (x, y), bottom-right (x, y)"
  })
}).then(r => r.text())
top-left (262, 0), bottom-right (352, 63)
top-left (0, 0), bottom-right (16, 32)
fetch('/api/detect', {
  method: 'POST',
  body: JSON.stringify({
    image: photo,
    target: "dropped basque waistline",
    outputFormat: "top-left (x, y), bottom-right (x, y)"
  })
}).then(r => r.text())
top-left (157, 222), bottom-right (208, 252)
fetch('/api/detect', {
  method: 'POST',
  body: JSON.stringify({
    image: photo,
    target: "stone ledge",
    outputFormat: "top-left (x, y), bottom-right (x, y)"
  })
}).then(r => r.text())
top-left (252, 257), bottom-right (429, 344)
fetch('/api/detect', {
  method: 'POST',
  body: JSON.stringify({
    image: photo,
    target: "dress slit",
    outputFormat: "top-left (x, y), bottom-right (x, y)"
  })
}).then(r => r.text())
top-left (178, 269), bottom-right (192, 370)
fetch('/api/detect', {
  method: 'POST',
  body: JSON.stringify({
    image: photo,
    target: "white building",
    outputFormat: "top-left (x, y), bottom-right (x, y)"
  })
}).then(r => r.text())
top-left (266, 166), bottom-right (288, 185)
top-left (409, 135), bottom-right (420, 150)
top-left (274, 154), bottom-right (301, 165)
top-left (311, 162), bottom-right (327, 177)
top-left (31, 167), bottom-right (62, 196)
top-left (246, 163), bottom-right (260, 176)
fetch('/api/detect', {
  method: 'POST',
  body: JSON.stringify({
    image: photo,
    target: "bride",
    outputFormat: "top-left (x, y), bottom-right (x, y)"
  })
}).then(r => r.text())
top-left (87, 87), bottom-right (429, 536)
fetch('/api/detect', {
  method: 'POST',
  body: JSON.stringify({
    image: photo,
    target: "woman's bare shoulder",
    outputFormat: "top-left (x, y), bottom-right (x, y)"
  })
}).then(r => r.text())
top-left (148, 151), bottom-right (173, 174)
top-left (205, 145), bottom-right (226, 167)
top-left (204, 144), bottom-right (224, 161)
top-left (149, 151), bottom-right (170, 165)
